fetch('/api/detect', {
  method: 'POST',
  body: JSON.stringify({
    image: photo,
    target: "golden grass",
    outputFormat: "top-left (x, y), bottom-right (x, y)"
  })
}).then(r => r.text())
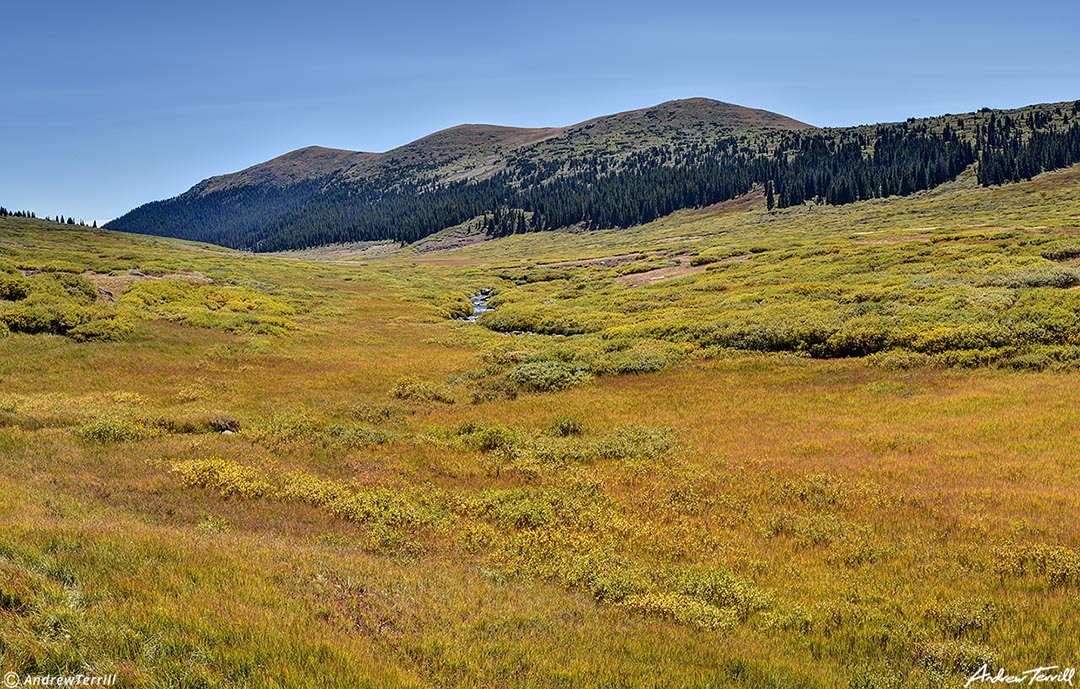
top-left (1, 167), bottom-right (1079, 687)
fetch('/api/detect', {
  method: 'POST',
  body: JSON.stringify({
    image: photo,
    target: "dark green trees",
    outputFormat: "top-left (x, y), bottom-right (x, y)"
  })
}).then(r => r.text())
top-left (106, 102), bottom-right (1080, 252)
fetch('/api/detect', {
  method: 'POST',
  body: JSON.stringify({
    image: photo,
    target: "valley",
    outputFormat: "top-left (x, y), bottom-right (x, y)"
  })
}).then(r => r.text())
top-left (1, 157), bottom-right (1079, 687)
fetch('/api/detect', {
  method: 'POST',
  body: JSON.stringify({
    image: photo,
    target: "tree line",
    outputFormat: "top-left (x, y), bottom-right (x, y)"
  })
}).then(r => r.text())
top-left (1, 206), bottom-right (97, 227)
top-left (977, 110), bottom-right (1080, 186)
top-left (106, 102), bottom-right (1080, 251)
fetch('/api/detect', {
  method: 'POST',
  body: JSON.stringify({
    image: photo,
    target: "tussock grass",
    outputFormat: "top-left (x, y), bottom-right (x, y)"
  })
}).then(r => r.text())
top-left (2, 169), bottom-right (1080, 686)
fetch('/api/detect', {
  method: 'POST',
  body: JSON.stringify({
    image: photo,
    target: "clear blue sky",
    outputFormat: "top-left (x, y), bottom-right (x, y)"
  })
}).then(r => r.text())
top-left (3, 0), bottom-right (1079, 222)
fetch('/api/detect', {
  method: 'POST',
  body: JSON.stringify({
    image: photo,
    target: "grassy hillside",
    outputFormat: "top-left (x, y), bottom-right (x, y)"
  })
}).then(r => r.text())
top-left (102, 98), bottom-right (818, 250)
top-left (105, 98), bottom-right (1079, 252)
top-left (2, 166), bottom-right (1079, 687)
top-left (443, 165), bottom-right (1080, 370)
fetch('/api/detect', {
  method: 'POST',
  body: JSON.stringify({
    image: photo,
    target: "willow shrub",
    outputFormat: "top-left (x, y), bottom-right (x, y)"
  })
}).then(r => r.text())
top-left (120, 280), bottom-right (296, 334)
top-left (506, 360), bottom-right (593, 393)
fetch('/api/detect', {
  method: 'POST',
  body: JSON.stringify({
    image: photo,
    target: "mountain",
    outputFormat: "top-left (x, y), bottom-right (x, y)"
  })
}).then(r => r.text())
top-left (196, 146), bottom-right (372, 194)
top-left (186, 99), bottom-right (811, 193)
top-left (106, 98), bottom-right (1080, 252)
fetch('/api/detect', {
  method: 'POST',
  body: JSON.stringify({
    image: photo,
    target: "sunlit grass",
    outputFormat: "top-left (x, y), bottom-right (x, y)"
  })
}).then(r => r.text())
top-left (1, 167), bottom-right (1079, 687)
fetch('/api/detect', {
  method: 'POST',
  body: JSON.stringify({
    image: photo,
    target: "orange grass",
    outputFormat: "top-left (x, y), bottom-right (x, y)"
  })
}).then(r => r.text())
top-left (1, 170), bottom-right (1079, 687)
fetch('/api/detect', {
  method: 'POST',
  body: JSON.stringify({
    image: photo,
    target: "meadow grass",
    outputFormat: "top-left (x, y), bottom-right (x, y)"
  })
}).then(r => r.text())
top-left (0, 166), bottom-right (1079, 687)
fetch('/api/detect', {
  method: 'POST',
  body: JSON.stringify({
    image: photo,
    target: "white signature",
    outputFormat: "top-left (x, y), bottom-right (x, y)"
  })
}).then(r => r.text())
top-left (966, 665), bottom-right (1076, 687)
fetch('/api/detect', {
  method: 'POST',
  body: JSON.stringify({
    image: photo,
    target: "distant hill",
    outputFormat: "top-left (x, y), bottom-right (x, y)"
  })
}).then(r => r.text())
top-left (196, 146), bottom-right (371, 194)
top-left (107, 98), bottom-right (1080, 251)
top-left (187, 99), bottom-right (811, 194)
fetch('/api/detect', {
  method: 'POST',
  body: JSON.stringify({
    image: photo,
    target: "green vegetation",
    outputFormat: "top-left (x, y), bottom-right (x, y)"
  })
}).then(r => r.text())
top-left (0, 268), bottom-right (133, 341)
top-left (107, 99), bottom-right (1080, 252)
top-left (447, 165), bottom-right (1080, 371)
top-left (0, 223), bottom-right (299, 342)
top-left (2, 163), bottom-right (1080, 687)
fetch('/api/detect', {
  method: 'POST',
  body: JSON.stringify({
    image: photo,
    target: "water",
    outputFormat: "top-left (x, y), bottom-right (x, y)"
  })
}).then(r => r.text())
top-left (464, 289), bottom-right (492, 322)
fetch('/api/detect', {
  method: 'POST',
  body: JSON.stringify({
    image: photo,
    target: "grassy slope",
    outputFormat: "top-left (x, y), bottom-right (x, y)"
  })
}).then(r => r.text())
top-left (1, 169), bottom-right (1079, 687)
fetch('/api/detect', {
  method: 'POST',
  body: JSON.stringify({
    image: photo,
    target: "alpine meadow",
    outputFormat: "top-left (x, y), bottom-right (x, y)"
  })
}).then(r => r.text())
top-left (3, 89), bottom-right (1080, 689)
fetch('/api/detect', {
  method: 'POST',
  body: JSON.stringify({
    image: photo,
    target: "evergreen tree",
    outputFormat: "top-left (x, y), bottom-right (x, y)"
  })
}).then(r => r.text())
top-left (104, 103), bottom-right (1080, 251)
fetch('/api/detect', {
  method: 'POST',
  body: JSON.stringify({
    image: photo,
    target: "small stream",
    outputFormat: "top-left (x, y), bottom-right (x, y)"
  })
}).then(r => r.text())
top-left (464, 289), bottom-right (492, 322)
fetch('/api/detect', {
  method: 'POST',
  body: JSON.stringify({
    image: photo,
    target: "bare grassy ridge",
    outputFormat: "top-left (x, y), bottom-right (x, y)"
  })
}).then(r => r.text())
top-left (1, 167), bottom-right (1079, 687)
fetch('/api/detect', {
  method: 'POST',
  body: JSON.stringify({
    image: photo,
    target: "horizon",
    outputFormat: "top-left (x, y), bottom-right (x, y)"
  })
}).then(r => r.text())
top-left (24, 93), bottom-right (1080, 227)
top-left (3, 0), bottom-right (1079, 222)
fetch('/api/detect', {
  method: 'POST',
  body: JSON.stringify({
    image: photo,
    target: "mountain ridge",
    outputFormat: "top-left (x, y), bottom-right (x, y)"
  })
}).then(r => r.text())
top-left (107, 97), bottom-right (1080, 251)
top-left (188, 98), bottom-right (811, 196)
top-left (197, 146), bottom-right (373, 194)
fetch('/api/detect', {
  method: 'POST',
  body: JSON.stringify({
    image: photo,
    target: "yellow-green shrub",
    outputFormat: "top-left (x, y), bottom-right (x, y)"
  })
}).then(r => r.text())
top-left (67, 316), bottom-right (136, 342)
top-left (0, 304), bottom-right (58, 334)
top-left (0, 274), bottom-right (30, 301)
top-left (677, 568), bottom-right (771, 621)
top-left (548, 414), bottom-right (584, 437)
top-left (1040, 241), bottom-right (1080, 261)
top-left (457, 422), bottom-right (522, 453)
top-left (277, 471), bottom-right (345, 507)
top-left (39, 259), bottom-right (85, 273)
top-left (44, 273), bottom-right (98, 305)
top-left (478, 303), bottom-right (617, 335)
top-left (390, 377), bottom-right (455, 404)
top-left (243, 414), bottom-right (318, 447)
top-left (622, 592), bottom-right (737, 630)
top-left (506, 360), bottom-right (592, 392)
top-left (326, 487), bottom-right (431, 528)
top-left (120, 280), bottom-right (296, 334)
top-left (76, 418), bottom-right (150, 443)
top-left (592, 425), bottom-right (675, 464)
top-left (558, 550), bottom-right (648, 604)
top-left (172, 458), bottom-right (274, 498)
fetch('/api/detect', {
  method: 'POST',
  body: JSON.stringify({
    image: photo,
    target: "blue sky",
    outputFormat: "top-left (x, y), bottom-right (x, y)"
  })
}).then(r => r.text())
top-left (3, 0), bottom-right (1079, 222)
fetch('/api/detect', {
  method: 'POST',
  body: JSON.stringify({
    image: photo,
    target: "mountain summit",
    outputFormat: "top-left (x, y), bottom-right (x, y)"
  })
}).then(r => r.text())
top-left (185, 98), bottom-right (811, 196)
top-left (106, 98), bottom-right (1080, 251)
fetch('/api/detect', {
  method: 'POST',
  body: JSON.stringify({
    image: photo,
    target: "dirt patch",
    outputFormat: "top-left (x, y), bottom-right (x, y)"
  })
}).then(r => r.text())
top-left (411, 224), bottom-right (491, 254)
top-left (698, 188), bottom-right (766, 215)
top-left (659, 188), bottom-right (765, 224)
top-left (617, 256), bottom-right (707, 287)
